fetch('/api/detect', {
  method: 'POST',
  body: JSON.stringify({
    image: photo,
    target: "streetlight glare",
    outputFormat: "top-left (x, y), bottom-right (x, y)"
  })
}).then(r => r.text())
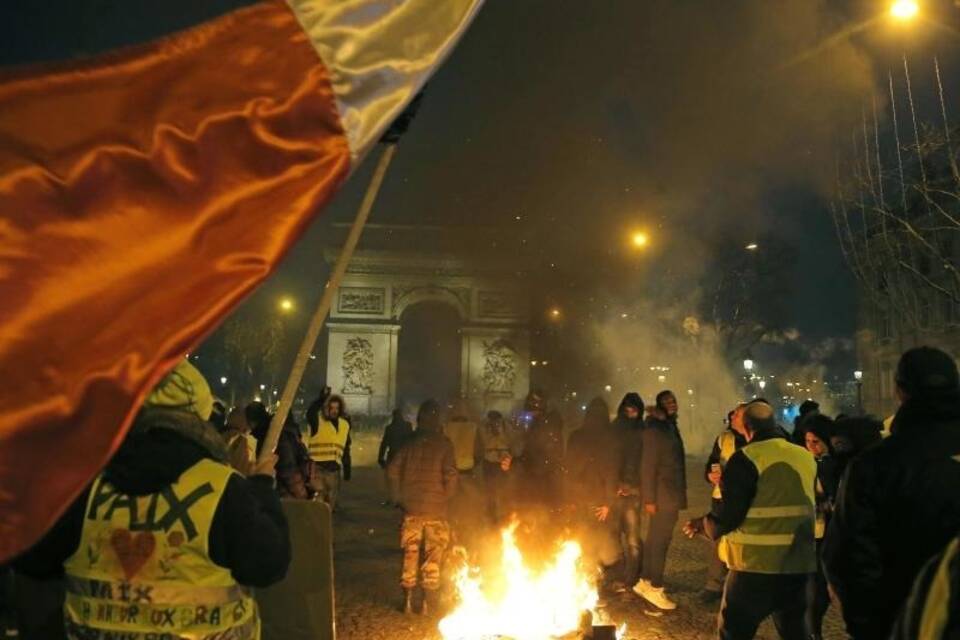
top-left (631, 231), bottom-right (649, 248)
top-left (890, 0), bottom-right (919, 21)
top-left (278, 296), bottom-right (295, 313)
top-left (745, 242), bottom-right (759, 251)
top-left (548, 307), bottom-right (562, 320)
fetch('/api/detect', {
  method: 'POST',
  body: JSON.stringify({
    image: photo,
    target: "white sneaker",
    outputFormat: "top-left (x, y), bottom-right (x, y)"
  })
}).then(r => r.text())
top-left (632, 579), bottom-right (677, 610)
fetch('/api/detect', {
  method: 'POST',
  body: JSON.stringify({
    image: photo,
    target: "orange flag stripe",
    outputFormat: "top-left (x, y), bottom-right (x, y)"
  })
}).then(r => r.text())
top-left (0, 0), bottom-right (351, 560)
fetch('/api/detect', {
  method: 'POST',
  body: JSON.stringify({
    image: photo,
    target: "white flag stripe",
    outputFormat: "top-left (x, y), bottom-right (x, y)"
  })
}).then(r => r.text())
top-left (288, 0), bottom-right (484, 167)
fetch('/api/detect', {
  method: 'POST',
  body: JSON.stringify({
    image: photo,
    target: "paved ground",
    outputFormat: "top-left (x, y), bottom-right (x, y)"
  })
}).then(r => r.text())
top-left (333, 436), bottom-right (845, 640)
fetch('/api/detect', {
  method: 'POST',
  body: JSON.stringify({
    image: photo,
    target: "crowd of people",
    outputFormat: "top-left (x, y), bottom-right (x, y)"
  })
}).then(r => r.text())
top-left (3, 345), bottom-right (960, 640)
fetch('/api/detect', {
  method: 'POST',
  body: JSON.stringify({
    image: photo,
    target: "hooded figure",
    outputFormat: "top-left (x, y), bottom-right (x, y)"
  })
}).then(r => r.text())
top-left (824, 347), bottom-right (960, 640)
top-left (15, 359), bottom-right (290, 640)
top-left (305, 394), bottom-right (351, 510)
top-left (612, 392), bottom-right (645, 590)
top-left (564, 398), bottom-right (620, 583)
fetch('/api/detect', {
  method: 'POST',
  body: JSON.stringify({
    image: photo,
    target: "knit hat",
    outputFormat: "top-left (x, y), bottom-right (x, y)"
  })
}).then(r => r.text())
top-left (895, 346), bottom-right (960, 397)
top-left (132, 360), bottom-right (226, 462)
top-left (146, 359), bottom-right (214, 421)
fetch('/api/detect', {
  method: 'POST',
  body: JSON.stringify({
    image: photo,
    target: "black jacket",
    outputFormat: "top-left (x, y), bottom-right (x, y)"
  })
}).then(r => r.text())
top-left (378, 415), bottom-right (414, 468)
top-left (15, 415), bottom-right (291, 588)
top-left (613, 415), bottom-right (645, 490)
top-left (822, 393), bottom-right (960, 640)
top-left (565, 417), bottom-right (620, 508)
top-left (641, 413), bottom-right (687, 511)
top-left (701, 427), bottom-right (791, 539)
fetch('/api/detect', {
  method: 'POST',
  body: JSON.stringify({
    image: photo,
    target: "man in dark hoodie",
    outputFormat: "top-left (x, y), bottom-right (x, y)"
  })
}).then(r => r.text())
top-left (613, 392), bottom-right (645, 590)
top-left (823, 346), bottom-right (960, 640)
top-left (565, 397), bottom-right (621, 591)
top-left (633, 390), bottom-right (687, 611)
top-left (378, 408), bottom-right (414, 506)
top-left (387, 400), bottom-right (458, 615)
top-left (15, 360), bottom-right (291, 640)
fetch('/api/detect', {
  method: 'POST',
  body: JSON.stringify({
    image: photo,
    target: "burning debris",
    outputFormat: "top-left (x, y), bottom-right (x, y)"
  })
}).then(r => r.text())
top-left (438, 521), bottom-right (626, 640)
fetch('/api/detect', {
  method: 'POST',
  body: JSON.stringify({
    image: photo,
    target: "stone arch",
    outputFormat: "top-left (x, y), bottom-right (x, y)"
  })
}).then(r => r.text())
top-left (324, 250), bottom-right (530, 416)
top-left (391, 285), bottom-right (469, 321)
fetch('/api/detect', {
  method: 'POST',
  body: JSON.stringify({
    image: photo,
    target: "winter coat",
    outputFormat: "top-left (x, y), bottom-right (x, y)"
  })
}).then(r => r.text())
top-left (387, 429), bottom-right (458, 518)
top-left (640, 412), bottom-right (688, 511)
top-left (14, 410), bottom-right (290, 588)
top-left (614, 393), bottom-right (645, 491)
top-left (822, 393), bottom-right (960, 640)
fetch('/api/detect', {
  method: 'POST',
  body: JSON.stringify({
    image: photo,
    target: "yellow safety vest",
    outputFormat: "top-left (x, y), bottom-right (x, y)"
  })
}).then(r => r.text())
top-left (712, 430), bottom-right (739, 500)
top-left (479, 426), bottom-right (511, 464)
top-left (308, 418), bottom-right (350, 465)
top-left (445, 419), bottom-right (478, 471)
top-left (63, 459), bottom-right (258, 640)
top-left (718, 437), bottom-right (817, 575)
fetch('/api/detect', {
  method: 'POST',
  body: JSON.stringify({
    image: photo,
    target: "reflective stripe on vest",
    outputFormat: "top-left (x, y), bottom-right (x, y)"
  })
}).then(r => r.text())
top-left (308, 418), bottom-right (349, 464)
top-left (712, 430), bottom-right (739, 500)
top-left (718, 437), bottom-right (817, 575)
top-left (63, 459), bottom-right (258, 639)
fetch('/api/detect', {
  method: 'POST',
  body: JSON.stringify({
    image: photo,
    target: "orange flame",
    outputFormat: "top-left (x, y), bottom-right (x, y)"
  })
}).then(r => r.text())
top-left (438, 522), bottom-right (601, 640)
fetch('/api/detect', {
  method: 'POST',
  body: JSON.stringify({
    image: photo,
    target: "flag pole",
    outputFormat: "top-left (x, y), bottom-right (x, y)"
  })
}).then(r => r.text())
top-left (259, 143), bottom-right (398, 462)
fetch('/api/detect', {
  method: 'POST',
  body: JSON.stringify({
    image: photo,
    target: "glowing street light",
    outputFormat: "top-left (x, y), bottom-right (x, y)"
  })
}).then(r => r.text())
top-left (759, 379), bottom-right (767, 390)
top-left (548, 307), bottom-right (562, 321)
top-left (278, 296), bottom-right (295, 313)
top-left (745, 243), bottom-right (759, 251)
top-left (219, 376), bottom-right (228, 385)
top-left (630, 231), bottom-right (650, 249)
top-left (604, 384), bottom-right (613, 393)
top-left (743, 359), bottom-right (755, 372)
top-left (890, 0), bottom-right (919, 21)
top-left (854, 370), bottom-right (863, 381)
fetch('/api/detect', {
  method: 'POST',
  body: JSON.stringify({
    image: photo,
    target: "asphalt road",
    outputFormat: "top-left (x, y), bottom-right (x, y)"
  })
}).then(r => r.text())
top-left (332, 435), bottom-right (845, 640)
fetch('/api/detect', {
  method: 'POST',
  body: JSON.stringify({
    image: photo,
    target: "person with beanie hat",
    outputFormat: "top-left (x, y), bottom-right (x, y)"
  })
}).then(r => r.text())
top-left (14, 359), bottom-right (291, 640)
top-left (612, 392), bottom-right (646, 590)
top-left (823, 346), bottom-right (960, 640)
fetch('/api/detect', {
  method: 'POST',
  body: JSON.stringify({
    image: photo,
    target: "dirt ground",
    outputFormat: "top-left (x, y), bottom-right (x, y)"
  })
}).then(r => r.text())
top-left (333, 434), bottom-right (845, 640)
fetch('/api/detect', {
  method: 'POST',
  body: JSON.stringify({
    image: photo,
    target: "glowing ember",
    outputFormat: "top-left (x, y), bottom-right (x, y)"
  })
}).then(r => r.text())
top-left (439, 522), bottom-right (615, 640)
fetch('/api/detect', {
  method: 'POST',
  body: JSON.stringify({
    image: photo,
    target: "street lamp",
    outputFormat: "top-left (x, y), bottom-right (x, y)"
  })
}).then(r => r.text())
top-left (890, 0), bottom-right (919, 21)
top-left (630, 231), bottom-right (649, 249)
top-left (759, 379), bottom-right (767, 390)
top-left (854, 370), bottom-right (864, 415)
top-left (278, 296), bottom-right (295, 313)
top-left (219, 376), bottom-right (228, 385)
top-left (745, 242), bottom-right (759, 251)
top-left (743, 359), bottom-right (754, 372)
top-left (548, 307), bottom-right (562, 321)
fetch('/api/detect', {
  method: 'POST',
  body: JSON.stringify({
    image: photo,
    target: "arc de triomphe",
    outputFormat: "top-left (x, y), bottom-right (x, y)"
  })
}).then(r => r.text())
top-left (324, 249), bottom-right (530, 415)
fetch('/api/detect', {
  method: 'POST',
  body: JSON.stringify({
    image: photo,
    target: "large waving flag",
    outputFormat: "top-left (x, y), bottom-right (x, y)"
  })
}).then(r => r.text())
top-left (0, 0), bottom-right (483, 561)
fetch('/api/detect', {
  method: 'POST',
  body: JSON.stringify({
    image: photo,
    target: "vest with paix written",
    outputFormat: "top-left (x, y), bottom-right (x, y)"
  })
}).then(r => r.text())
top-left (63, 458), bottom-right (258, 640)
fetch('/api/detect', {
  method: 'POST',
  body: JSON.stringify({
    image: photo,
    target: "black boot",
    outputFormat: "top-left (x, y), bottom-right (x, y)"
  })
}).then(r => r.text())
top-left (402, 588), bottom-right (414, 615)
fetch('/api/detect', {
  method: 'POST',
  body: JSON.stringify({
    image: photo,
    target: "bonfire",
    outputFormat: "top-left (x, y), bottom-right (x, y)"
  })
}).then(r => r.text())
top-left (438, 522), bottom-right (626, 640)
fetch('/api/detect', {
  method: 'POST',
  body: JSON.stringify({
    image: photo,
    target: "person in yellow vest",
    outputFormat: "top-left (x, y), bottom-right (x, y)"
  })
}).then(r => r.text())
top-left (700, 403), bottom-right (748, 602)
top-left (682, 400), bottom-right (816, 640)
top-left (444, 398), bottom-right (479, 475)
top-left (14, 359), bottom-right (291, 640)
top-left (306, 394), bottom-right (351, 510)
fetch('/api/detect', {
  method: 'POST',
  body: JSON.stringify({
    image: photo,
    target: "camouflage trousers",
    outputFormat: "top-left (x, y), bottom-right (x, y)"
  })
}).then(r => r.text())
top-left (400, 515), bottom-right (451, 590)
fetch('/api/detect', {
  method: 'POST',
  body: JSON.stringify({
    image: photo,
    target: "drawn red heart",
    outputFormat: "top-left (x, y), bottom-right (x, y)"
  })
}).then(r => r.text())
top-left (110, 529), bottom-right (156, 580)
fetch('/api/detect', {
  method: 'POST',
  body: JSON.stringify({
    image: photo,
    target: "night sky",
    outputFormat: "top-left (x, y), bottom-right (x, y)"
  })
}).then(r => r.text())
top-left (4, 0), bottom-right (960, 368)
